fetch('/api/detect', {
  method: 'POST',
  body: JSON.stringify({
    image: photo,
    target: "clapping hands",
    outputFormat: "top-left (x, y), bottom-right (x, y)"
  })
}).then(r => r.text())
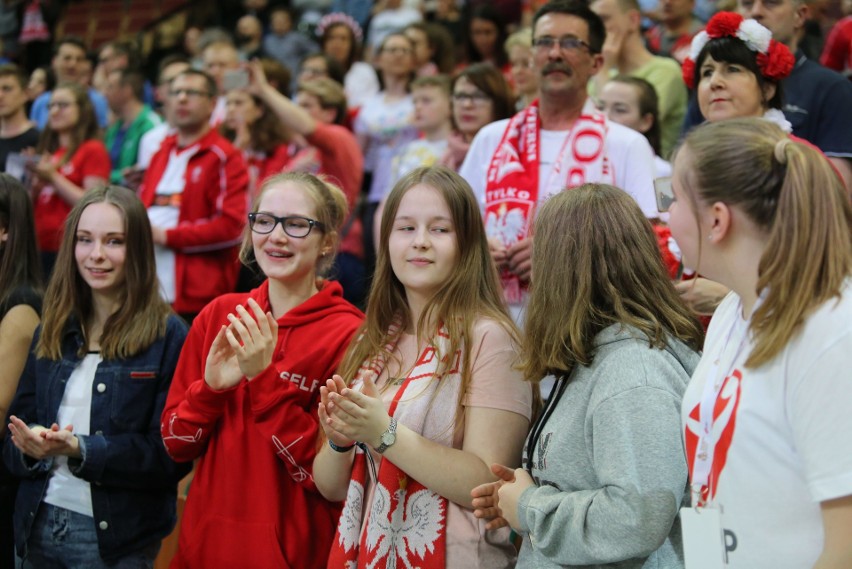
top-left (204, 298), bottom-right (278, 390)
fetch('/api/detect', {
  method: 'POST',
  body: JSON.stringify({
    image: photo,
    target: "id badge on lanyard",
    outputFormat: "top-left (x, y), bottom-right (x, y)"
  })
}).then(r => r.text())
top-left (682, 298), bottom-right (750, 569)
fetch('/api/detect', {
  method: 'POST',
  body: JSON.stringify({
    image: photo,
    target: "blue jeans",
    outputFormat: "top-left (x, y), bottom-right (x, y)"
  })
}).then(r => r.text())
top-left (20, 504), bottom-right (160, 569)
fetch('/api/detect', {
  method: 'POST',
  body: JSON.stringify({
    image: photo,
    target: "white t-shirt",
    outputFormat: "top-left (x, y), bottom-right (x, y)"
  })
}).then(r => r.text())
top-left (148, 144), bottom-right (200, 302)
top-left (44, 353), bottom-right (102, 517)
top-left (344, 62), bottom-right (380, 110)
top-left (681, 281), bottom-right (852, 568)
top-left (458, 102), bottom-right (658, 219)
top-left (137, 122), bottom-right (172, 169)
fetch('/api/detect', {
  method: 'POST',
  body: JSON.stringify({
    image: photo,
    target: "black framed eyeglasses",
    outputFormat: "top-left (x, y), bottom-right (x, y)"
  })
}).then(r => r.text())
top-left (248, 213), bottom-right (325, 238)
top-left (654, 177), bottom-right (675, 213)
top-left (452, 91), bottom-right (492, 105)
top-left (532, 36), bottom-right (594, 53)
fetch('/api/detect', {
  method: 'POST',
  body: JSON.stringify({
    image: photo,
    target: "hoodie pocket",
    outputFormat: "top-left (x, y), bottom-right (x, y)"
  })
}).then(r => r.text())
top-left (182, 515), bottom-right (291, 569)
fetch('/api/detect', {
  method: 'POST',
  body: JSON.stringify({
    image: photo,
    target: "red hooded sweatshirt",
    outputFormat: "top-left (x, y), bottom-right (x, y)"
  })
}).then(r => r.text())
top-left (161, 280), bottom-right (363, 569)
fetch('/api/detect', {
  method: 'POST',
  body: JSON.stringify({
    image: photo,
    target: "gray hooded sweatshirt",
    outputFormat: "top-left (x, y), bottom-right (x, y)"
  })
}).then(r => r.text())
top-left (516, 324), bottom-right (699, 569)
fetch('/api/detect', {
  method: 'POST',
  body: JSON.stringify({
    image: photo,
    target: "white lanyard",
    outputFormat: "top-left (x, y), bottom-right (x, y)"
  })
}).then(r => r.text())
top-left (691, 298), bottom-right (750, 507)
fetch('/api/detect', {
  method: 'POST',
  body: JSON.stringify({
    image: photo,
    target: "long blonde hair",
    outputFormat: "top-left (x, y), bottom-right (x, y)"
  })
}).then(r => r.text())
top-left (521, 185), bottom-right (704, 382)
top-left (37, 186), bottom-right (171, 360)
top-left (337, 166), bottom-right (518, 417)
top-left (681, 118), bottom-right (852, 367)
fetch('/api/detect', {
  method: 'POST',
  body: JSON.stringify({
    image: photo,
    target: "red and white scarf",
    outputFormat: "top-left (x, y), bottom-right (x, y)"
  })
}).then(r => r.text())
top-left (484, 99), bottom-right (613, 304)
top-left (327, 325), bottom-right (461, 569)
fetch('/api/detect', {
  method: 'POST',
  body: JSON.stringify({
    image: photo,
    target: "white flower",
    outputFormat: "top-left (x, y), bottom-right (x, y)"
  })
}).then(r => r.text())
top-left (689, 31), bottom-right (710, 61)
top-left (736, 20), bottom-right (772, 54)
top-left (763, 109), bottom-right (793, 133)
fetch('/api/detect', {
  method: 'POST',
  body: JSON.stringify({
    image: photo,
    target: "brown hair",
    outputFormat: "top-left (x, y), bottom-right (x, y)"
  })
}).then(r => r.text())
top-left (37, 186), bottom-right (172, 360)
top-left (220, 91), bottom-right (290, 154)
top-left (521, 185), bottom-right (704, 382)
top-left (239, 172), bottom-right (349, 276)
top-left (609, 75), bottom-right (662, 155)
top-left (680, 118), bottom-right (852, 367)
top-left (297, 77), bottom-right (348, 125)
top-left (452, 62), bottom-right (515, 126)
top-left (0, 63), bottom-right (28, 90)
top-left (0, 174), bottom-right (42, 308)
top-left (336, 166), bottom-right (519, 422)
top-left (35, 82), bottom-right (100, 166)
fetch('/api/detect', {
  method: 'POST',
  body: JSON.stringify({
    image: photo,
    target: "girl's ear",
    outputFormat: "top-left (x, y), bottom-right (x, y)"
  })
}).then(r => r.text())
top-left (637, 112), bottom-right (654, 135)
top-left (707, 200), bottom-right (733, 244)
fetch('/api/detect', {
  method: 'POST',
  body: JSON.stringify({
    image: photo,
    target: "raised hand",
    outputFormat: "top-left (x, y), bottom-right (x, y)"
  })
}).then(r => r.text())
top-left (204, 325), bottom-right (244, 390)
top-left (224, 298), bottom-right (279, 380)
top-left (325, 373), bottom-right (391, 450)
top-left (318, 375), bottom-right (357, 447)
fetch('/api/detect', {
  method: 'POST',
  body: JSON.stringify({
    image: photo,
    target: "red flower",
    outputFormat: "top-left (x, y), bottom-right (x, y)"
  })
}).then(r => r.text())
top-left (706, 12), bottom-right (744, 38)
top-left (682, 58), bottom-right (696, 89)
top-left (757, 40), bottom-right (795, 80)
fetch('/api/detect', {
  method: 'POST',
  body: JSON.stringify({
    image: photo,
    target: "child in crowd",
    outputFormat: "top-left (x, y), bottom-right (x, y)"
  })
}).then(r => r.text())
top-left (598, 75), bottom-right (671, 177)
top-left (390, 75), bottom-right (453, 184)
top-left (4, 186), bottom-right (189, 568)
top-left (161, 172), bottom-right (363, 569)
top-left (314, 166), bottom-right (533, 568)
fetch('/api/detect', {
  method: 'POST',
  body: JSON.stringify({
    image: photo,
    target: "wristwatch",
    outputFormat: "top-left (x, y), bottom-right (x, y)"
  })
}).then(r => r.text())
top-left (376, 417), bottom-right (398, 454)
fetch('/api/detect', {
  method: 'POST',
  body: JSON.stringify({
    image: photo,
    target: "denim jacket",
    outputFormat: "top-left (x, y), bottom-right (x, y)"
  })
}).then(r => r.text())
top-left (2, 314), bottom-right (191, 563)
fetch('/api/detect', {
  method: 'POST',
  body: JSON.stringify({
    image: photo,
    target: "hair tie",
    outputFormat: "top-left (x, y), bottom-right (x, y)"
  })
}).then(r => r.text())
top-left (774, 137), bottom-right (792, 164)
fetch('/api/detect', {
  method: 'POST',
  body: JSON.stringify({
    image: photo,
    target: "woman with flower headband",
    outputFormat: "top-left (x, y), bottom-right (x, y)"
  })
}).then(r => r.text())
top-left (316, 12), bottom-right (379, 110)
top-left (675, 12), bottom-right (801, 317)
top-left (681, 12), bottom-right (795, 130)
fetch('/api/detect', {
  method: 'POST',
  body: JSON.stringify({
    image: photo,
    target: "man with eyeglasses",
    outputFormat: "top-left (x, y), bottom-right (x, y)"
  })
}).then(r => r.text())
top-left (139, 69), bottom-right (249, 321)
top-left (460, 0), bottom-right (657, 321)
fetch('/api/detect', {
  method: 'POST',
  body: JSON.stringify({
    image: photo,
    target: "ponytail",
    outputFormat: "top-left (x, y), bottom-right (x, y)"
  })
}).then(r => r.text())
top-left (683, 118), bottom-right (852, 367)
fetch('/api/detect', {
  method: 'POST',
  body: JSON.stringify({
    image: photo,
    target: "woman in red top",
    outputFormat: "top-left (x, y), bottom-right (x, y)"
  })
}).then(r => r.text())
top-left (161, 172), bottom-right (364, 569)
top-left (220, 89), bottom-right (292, 198)
top-left (30, 83), bottom-right (109, 278)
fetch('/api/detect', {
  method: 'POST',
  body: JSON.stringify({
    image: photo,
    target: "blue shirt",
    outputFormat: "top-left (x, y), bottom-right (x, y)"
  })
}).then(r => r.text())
top-left (30, 87), bottom-right (110, 129)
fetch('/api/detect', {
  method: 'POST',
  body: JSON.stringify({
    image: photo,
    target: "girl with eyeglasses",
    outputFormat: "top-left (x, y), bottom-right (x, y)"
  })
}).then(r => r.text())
top-left (161, 172), bottom-right (363, 569)
top-left (3, 186), bottom-right (189, 568)
top-left (442, 63), bottom-right (514, 171)
top-left (30, 82), bottom-right (109, 279)
top-left (315, 166), bottom-right (532, 569)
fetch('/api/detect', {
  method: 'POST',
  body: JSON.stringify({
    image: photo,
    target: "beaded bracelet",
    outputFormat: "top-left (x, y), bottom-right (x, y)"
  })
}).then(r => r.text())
top-left (328, 440), bottom-right (356, 453)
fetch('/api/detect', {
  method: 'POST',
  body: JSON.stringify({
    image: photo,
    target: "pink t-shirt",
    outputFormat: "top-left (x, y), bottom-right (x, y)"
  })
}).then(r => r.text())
top-left (360, 318), bottom-right (533, 567)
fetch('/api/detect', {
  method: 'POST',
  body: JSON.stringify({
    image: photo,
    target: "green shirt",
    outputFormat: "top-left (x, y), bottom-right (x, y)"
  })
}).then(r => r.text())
top-left (104, 105), bottom-right (162, 183)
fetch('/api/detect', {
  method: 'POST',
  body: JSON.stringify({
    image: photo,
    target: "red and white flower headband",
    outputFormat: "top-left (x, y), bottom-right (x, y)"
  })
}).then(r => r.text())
top-left (682, 12), bottom-right (795, 89)
top-left (316, 12), bottom-right (363, 44)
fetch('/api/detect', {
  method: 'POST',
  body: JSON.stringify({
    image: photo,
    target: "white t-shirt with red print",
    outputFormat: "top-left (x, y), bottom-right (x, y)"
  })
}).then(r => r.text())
top-left (681, 280), bottom-right (852, 568)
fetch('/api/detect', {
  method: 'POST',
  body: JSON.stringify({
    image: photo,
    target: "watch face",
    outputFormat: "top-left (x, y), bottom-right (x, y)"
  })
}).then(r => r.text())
top-left (381, 431), bottom-right (395, 446)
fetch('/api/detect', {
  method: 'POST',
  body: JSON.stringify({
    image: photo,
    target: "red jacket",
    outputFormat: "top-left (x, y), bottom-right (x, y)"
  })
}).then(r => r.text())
top-left (160, 280), bottom-right (363, 569)
top-left (140, 129), bottom-right (250, 314)
top-left (308, 123), bottom-right (364, 259)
